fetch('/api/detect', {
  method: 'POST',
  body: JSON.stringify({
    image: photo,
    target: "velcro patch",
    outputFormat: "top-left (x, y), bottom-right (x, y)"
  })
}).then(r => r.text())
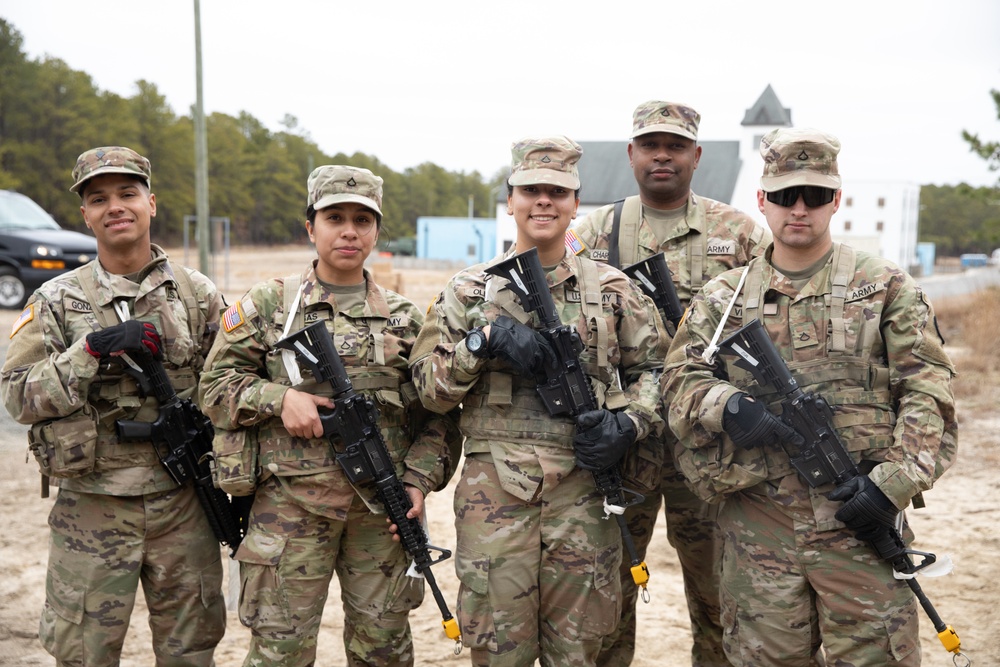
top-left (10, 305), bottom-right (33, 338)
top-left (222, 301), bottom-right (246, 333)
top-left (706, 239), bottom-right (737, 255)
top-left (564, 229), bottom-right (586, 255)
top-left (590, 248), bottom-right (609, 262)
top-left (845, 281), bottom-right (886, 302)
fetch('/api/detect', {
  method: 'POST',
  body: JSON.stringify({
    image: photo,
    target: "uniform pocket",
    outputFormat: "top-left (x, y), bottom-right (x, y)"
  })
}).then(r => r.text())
top-left (579, 540), bottom-right (623, 640)
top-left (236, 530), bottom-right (291, 631)
top-left (455, 544), bottom-right (496, 651)
top-left (28, 406), bottom-right (98, 478)
top-left (212, 427), bottom-right (258, 496)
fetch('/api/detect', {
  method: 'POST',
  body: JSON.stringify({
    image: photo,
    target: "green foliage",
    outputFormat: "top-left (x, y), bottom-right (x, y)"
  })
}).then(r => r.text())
top-left (962, 89), bottom-right (1000, 184)
top-left (0, 17), bottom-right (504, 249)
top-left (919, 184), bottom-right (1000, 255)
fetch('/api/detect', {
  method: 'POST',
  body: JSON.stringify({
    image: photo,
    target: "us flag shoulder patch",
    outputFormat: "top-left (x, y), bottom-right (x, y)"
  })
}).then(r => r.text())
top-left (222, 301), bottom-right (246, 333)
top-left (564, 229), bottom-right (586, 255)
top-left (10, 304), bottom-right (33, 338)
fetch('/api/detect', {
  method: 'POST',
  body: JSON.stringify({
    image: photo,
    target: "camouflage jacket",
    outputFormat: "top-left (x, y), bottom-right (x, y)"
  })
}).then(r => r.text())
top-left (1, 245), bottom-right (224, 496)
top-left (663, 243), bottom-right (958, 528)
top-left (572, 191), bottom-right (771, 304)
top-left (410, 247), bottom-right (669, 501)
top-left (198, 264), bottom-right (459, 515)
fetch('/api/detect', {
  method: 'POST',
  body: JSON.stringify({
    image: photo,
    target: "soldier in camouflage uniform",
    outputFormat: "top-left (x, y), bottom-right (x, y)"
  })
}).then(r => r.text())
top-left (0, 146), bottom-right (227, 666)
top-left (570, 100), bottom-right (771, 667)
top-left (410, 136), bottom-right (670, 667)
top-left (663, 128), bottom-right (958, 666)
top-left (198, 165), bottom-right (460, 667)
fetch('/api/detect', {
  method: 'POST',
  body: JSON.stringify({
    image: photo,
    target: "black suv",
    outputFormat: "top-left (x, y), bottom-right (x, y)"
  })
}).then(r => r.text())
top-left (0, 190), bottom-right (98, 309)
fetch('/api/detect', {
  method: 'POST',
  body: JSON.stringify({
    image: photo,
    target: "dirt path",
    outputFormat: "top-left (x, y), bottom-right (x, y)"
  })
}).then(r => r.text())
top-left (0, 248), bottom-right (996, 666)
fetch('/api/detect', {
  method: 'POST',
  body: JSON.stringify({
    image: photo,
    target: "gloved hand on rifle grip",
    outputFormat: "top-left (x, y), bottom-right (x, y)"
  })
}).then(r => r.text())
top-left (722, 392), bottom-right (802, 450)
top-left (829, 474), bottom-right (898, 532)
top-left (573, 409), bottom-right (636, 472)
top-left (86, 320), bottom-right (163, 360)
top-left (487, 315), bottom-right (555, 376)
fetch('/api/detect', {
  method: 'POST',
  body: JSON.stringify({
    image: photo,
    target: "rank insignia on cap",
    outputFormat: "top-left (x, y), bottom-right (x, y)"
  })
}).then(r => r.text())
top-left (564, 229), bottom-right (586, 255)
top-left (10, 304), bottom-right (33, 338)
top-left (222, 301), bottom-right (246, 333)
top-left (540, 156), bottom-right (552, 163)
top-left (346, 177), bottom-right (357, 187)
top-left (797, 150), bottom-right (809, 160)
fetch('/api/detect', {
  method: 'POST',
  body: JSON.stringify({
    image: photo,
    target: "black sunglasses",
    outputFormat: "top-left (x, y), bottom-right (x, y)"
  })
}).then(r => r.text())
top-left (765, 186), bottom-right (837, 208)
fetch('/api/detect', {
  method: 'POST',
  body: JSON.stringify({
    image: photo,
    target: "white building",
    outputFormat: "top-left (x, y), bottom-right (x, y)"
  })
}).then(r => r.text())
top-left (495, 86), bottom-right (920, 270)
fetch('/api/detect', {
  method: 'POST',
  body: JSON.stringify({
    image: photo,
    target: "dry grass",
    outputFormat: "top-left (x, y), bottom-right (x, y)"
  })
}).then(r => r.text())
top-left (933, 286), bottom-right (1000, 399)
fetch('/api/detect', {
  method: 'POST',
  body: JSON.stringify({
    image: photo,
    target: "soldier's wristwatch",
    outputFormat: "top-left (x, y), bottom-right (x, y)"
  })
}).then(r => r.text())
top-left (465, 327), bottom-right (489, 358)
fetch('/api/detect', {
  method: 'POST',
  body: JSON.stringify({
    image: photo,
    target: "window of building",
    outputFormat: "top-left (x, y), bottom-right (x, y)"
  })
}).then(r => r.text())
top-left (844, 220), bottom-right (852, 231)
top-left (876, 221), bottom-right (884, 232)
top-left (877, 197), bottom-right (885, 208)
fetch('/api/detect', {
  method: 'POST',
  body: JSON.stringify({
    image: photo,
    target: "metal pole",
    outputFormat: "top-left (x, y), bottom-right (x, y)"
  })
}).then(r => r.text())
top-left (193, 0), bottom-right (211, 277)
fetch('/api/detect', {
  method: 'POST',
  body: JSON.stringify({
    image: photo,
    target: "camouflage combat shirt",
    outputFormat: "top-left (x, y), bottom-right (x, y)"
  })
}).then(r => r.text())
top-left (1, 245), bottom-right (224, 495)
top-left (410, 247), bottom-right (669, 502)
top-left (198, 263), bottom-right (458, 519)
top-left (663, 243), bottom-right (958, 528)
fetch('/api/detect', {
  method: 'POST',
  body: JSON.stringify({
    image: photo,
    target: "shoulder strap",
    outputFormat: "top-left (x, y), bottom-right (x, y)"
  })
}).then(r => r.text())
top-left (608, 198), bottom-right (625, 269)
top-left (168, 261), bottom-right (203, 342)
top-left (828, 244), bottom-right (855, 354)
top-left (617, 196), bottom-right (642, 269)
top-left (74, 264), bottom-right (117, 328)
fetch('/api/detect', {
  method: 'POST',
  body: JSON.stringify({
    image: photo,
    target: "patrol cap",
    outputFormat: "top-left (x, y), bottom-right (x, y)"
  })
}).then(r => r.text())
top-left (759, 127), bottom-right (842, 192)
top-left (631, 100), bottom-right (700, 141)
top-left (508, 135), bottom-right (582, 189)
top-left (70, 146), bottom-right (151, 194)
top-left (307, 165), bottom-right (383, 217)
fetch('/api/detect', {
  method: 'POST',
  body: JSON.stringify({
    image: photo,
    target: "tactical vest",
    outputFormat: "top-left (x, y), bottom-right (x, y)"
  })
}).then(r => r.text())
top-left (75, 261), bottom-right (203, 472)
top-left (254, 274), bottom-right (414, 475)
top-left (608, 195), bottom-right (708, 293)
top-left (460, 253), bottom-right (629, 451)
top-left (729, 244), bottom-right (896, 482)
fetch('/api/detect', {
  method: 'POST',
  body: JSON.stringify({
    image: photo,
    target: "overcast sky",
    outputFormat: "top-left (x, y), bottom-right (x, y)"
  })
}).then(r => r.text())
top-left (3, 0), bottom-right (999, 188)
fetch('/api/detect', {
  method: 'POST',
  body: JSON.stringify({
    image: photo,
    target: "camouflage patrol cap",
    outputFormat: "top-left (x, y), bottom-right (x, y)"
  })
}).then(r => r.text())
top-left (508, 136), bottom-right (582, 189)
top-left (70, 146), bottom-right (151, 194)
top-left (307, 165), bottom-right (383, 217)
top-left (759, 127), bottom-right (842, 192)
top-left (631, 100), bottom-right (700, 141)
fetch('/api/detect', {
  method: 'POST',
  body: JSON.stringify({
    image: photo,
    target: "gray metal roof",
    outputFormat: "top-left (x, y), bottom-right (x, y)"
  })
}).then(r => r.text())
top-left (577, 140), bottom-right (743, 206)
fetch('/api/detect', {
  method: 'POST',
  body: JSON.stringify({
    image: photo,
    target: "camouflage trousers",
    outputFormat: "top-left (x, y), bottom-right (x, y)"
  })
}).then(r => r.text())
top-left (236, 476), bottom-right (424, 667)
top-left (454, 454), bottom-right (623, 667)
top-left (41, 485), bottom-right (225, 667)
top-left (718, 487), bottom-right (920, 666)
top-left (597, 457), bottom-right (726, 667)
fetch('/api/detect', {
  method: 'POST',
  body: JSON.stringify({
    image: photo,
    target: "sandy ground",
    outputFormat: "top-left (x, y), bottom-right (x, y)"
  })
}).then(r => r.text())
top-left (0, 247), bottom-right (997, 666)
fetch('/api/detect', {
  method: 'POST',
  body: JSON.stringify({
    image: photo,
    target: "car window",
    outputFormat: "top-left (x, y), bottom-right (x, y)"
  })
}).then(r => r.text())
top-left (0, 192), bottom-right (62, 231)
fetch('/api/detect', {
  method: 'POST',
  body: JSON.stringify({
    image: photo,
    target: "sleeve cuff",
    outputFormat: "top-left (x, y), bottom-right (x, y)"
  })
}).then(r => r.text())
top-left (868, 462), bottom-right (916, 510)
top-left (452, 340), bottom-right (486, 383)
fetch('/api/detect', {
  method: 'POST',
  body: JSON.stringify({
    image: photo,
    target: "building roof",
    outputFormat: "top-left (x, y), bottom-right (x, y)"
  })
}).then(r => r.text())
top-left (741, 84), bottom-right (792, 126)
top-left (576, 140), bottom-right (743, 205)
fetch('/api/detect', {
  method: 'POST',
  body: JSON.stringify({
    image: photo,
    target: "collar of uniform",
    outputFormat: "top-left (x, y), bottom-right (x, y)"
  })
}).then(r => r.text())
top-left (92, 244), bottom-right (170, 306)
top-left (763, 243), bottom-right (839, 302)
top-left (548, 247), bottom-right (578, 288)
top-left (640, 191), bottom-right (703, 250)
top-left (299, 264), bottom-right (390, 319)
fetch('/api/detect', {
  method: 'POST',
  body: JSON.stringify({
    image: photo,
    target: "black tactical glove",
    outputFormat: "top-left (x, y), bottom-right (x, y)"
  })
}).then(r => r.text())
top-left (85, 320), bottom-right (163, 360)
top-left (487, 315), bottom-right (554, 376)
top-left (829, 474), bottom-right (898, 531)
top-left (573, 409), bottom-right (636, 472)
top-left (722, 392), bottom-right (802, 450)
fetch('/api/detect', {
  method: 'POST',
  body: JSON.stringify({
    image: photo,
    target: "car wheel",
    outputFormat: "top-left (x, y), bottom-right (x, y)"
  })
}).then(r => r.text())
top-left (0, 267), bottom-right (26, 309)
